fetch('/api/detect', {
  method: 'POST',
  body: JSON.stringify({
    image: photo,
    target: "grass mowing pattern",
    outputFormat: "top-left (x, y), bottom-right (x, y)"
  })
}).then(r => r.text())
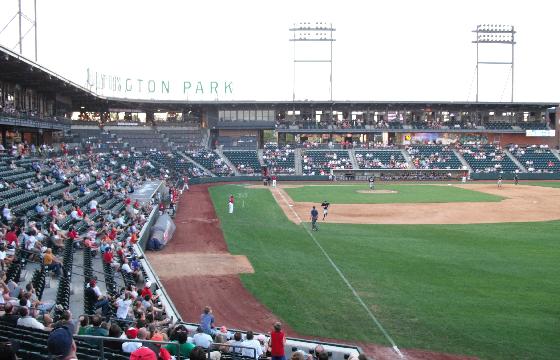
top-left (284, 184), bottom-right (504, 204)
top-left (210, 185), bottom-right (560, 360)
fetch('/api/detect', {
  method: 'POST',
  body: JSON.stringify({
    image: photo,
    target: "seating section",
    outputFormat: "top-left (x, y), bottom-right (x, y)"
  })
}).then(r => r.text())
top-left (186, 149), bottom-right (234, 176)
top-left (160, 128), bottom-right (202, 150)
top-left (302, 150), bottom-right (352, 175)
top-left (517, 122), bottom-right (548, 130)
top-left (459, 145), bottom-right (520, 173)
top-left (223, 150), bottom-right (261, 175)
top-left (407, 145), bottom-right (463, 170)
top-left (263, 143), bottom-right (296, 175)
top-left (72, 128), bottom-right (120, 152)
top-left (509, 146), bottom-right (560, 173)
top-left (355, 150), bottom-right (408, 169)
top-left (109, 129), bottom-right (169, 151)
top-left (217, 135), bottom-right (257, 149)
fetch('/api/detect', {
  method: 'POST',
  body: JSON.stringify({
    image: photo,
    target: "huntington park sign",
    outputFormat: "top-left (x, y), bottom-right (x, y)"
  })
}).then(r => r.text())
top-left (85, 68), bottom-right (233, 98)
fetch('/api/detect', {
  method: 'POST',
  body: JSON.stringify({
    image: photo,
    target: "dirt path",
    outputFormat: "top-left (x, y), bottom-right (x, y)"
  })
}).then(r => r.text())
top-left (146, 184), bottom-right (477, 360)
top-left (145, 184), bottom-right (288, 333)
top-left (275, 184), bottom-right (560, 225)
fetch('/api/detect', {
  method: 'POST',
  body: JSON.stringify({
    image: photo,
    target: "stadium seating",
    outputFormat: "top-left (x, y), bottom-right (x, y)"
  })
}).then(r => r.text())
top-left (159, 128), bottom-right (203, 150)
top-left (354, 150), bottom-right (408, 169)
top-left (509, 146), bottom-right (560, 173)
top-left (459, 144), bottom-right (520, 173)
top-left (263, 143), bottom-right (296, 175)
top-left (186, 149), bottom-right (234, 176)
top-left (222, 150), bottom-right (261, 175)
top-left (109, 128), bottom-right (169, 152)
top-left (407, 145), bottom-right (463, 169)
top-left (302, 150), bottom-right (352, 175)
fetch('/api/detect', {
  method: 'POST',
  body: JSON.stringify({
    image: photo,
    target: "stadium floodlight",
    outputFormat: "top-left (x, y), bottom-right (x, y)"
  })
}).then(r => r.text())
top-left (289, 22), bottom-right (336, 103)
top-left (0, 0), bottom-right (38, 61)
top-left (472, 24), bottom-right (516, 102)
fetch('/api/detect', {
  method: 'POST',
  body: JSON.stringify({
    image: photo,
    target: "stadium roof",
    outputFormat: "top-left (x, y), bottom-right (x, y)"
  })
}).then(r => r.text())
top-left (1, 45), bottom-right (557, 112)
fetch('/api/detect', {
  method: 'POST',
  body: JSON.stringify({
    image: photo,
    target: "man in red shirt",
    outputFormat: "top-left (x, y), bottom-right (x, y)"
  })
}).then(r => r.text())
top-left (5, 227), bottom-right (18, 247)
top-left (269, 322), bottom-right (286, 360)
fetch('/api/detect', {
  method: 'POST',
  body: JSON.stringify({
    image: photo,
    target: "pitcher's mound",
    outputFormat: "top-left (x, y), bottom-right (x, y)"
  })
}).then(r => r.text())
top-left (356, 189), bottom-right (398, 194)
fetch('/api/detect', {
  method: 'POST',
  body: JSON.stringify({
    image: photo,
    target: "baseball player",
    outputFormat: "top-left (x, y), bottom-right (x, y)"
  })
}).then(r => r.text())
top-left (310, 206), bottom-right (319, 231)
top-left (368, 176), bottom-right (375, 190)
top-left (514, 173), bottom-right (519, 185)
top-left (321, 200), bottom-right (330, 220)
top-left (228, 194), bottom-right (234, 213)
top-left (497, 173), bottom-right (503, 188)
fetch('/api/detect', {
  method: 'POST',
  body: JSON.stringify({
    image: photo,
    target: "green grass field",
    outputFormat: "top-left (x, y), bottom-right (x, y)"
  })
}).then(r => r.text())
top-left (209, 184), bottom-right (560, 360)
top-left (283, 184), bottom-right (504, 204)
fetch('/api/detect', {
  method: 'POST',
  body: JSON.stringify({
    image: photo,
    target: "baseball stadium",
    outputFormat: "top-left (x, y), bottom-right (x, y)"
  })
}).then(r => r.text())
top-left (0, 2), bottom-right (559, 360)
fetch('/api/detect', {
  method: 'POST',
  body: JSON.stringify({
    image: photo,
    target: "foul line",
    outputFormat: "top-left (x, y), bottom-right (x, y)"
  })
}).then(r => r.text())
top-left (274, 188), bottom-right (405, 359)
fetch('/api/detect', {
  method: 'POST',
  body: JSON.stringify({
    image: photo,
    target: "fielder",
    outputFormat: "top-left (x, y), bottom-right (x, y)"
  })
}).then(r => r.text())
top-left (228, 194), bottom-right (234, 213)
top-left (368, 176), bottom-right (375, 190)
top-left (497, 174), bottom-right (503, 188)
top-left (321, 200), bottom-right (330, 220)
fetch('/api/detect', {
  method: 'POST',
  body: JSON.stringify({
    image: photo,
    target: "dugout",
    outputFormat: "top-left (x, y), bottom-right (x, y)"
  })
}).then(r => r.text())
top-left (146, 213), bottom-right (176, 250)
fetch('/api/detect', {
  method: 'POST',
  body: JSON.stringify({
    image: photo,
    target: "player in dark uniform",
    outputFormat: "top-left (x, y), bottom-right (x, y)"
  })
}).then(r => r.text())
top-left (321, 201), bottom-right (330, 220)
top-left (514, 173), bottom-right (519, 185)
top-left (310, 206), bottom-right (319, 231)
top-left (368, 176), bottom-right (375, 190)
top-left (497, 173), bottom-right (503, 188)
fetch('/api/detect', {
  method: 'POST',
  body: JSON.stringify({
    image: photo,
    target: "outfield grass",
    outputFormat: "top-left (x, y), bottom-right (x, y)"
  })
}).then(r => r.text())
top-left (283, 184), bottom-right (504, 204)
top-left (209, 184), bottom-right (559, 360)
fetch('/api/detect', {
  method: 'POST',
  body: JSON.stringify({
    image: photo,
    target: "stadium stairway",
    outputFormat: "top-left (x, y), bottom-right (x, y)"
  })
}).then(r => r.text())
top-left (294, 148), bottom-right (303, 175)
top-left (400, 149), bottom-right (415, 168)
top-left (348, 149), bottom-right (359, 169)
top-left (215, 148), bottom-right (241, 176)
top-left (504, 149), bottom-right (527, 172)
top-left (257, 148), bottom-right (265, 167)
top-left (551, 148), bottom-right (560, 162)
top-left (453, 149), bottom-right (473, 173)
top-left (179, 151), bottom-right (216, 177)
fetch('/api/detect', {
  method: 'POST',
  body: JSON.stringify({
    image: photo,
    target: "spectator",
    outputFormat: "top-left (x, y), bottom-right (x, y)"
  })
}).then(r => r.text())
top-left (16, 306), bottom-right (45, 330)
top-left (242, 331), bottom-right (263, 359)
top-left (122, 327), bottom-right (142, 353)
top-left (84, 314), bottom-right (109, 346)
top-left (0, 302), bottom-right (20, 326)
top-left (47, 326), bottom-right (78, 360)
top-left (270, 322), bottom-right (286, 360)
top-left (200, 305), bottom-right (216, 335)
top-left (193, 326), bottom-right (213, 349)
top-left (165, 326), bottom-right (194, 358)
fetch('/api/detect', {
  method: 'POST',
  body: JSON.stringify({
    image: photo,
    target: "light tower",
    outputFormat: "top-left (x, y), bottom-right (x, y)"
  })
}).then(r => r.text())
top-left (472, 24), bottom-right (516, 102)
top-left (0, 0), bottom-right (38, 61)
top-left (289, 22), bottom-right (336, 102)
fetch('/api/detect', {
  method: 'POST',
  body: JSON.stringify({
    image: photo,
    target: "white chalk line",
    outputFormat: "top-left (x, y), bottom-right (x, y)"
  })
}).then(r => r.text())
top-left (273, 188), bottom-right (404, 359)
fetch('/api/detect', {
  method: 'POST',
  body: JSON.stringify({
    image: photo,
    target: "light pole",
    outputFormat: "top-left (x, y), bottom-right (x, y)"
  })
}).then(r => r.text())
top-left (289, 22), bottom-right (336, 102)
top-left (472, 24), bottom-right (516, 102)
top-left (0, 0), bottom-right (38, 61)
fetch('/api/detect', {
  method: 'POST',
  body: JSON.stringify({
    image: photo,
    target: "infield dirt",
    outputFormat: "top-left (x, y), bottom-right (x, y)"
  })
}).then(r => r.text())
top-left (270, 184), bottom-right (560, 225)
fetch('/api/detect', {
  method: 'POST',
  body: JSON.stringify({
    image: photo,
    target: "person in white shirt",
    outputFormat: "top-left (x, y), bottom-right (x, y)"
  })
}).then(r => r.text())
top-left (241, 331), bottom-right (263, 359)
top-left (70, 208), bottom-right (82, 220)
top-left (115, 292), bottom-right (133, 320)
top-left (121, 259), bottom-right (133, 274)
top-left (17, 306), bottom-right (45, 330)
top-left (2, 205), bottom-right (12, 222)
top-left (88, 199), bottom-right (98, 214)
top-left (193, 326), bottom-right (213, 349)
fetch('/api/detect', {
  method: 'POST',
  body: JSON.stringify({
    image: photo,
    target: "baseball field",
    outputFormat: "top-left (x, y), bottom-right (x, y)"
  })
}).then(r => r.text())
top-left (207, 182), bottom-right (560, 360)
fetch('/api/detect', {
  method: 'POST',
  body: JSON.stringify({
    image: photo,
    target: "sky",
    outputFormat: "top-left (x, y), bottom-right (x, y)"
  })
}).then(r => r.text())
top-left (0, 0), bottom-right (558, 103)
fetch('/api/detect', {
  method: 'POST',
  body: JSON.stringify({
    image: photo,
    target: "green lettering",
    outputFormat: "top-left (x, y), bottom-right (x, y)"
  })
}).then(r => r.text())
top-left (196, 81), bottom-right (204, 94)
top-left (224, 81), bottom-right (233, 94)
top-left (183, 81), bottom-right (192, 93)
top-left (161, 80), bottom-right (170, 94)
top-left (148, 80), bottom-right (156, 93)
top-left (210, 81), bottom-right (218, 94)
